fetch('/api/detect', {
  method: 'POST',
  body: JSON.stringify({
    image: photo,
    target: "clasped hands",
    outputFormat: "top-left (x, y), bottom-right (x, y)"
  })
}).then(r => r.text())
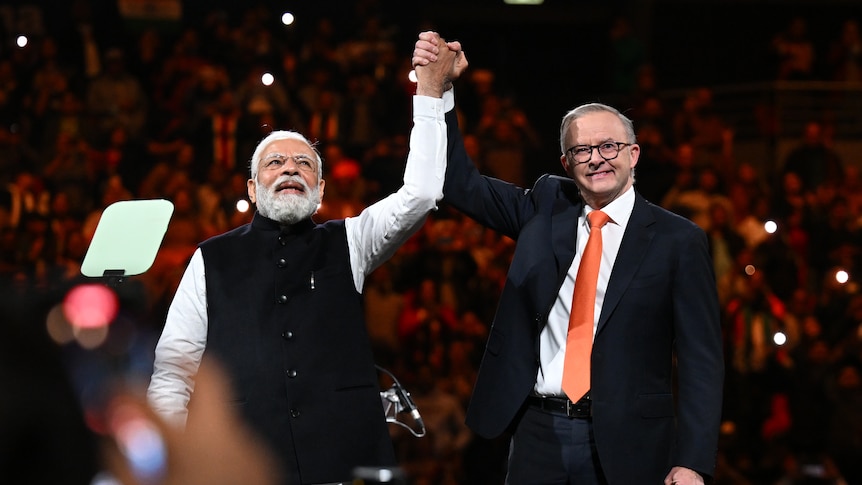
top-left (412, 31), bottom-right (468, 97)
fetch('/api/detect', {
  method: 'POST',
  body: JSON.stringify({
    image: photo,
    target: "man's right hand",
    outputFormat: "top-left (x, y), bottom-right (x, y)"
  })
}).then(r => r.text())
top-left (413, 31), bottom-right (468, 98)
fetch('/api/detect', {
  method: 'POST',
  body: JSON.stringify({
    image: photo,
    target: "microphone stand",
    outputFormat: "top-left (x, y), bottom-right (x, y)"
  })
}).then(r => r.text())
top-left (375, 365), bottom-right (425, 438)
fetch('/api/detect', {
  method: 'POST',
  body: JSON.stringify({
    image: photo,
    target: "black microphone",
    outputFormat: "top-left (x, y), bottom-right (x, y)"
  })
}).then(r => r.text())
top-left (394, 382), bottom-right (423, 429)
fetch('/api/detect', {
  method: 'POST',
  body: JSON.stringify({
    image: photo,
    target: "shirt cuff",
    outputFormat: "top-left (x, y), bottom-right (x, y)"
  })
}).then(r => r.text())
top-left (413, 94), bottom-right (446, 119)
top-left (442, 87), bottom-right (455, 112)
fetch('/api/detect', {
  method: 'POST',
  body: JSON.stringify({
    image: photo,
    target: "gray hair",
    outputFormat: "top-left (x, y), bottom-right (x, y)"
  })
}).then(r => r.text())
top-left (559, 103), bottom-right (636, 155)
top-left (249, 130), bottom-right (323, 180)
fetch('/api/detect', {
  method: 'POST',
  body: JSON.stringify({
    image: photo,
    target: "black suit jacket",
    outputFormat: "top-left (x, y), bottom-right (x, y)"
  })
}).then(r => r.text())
top-left (442, 109), bottom-right (724, 483)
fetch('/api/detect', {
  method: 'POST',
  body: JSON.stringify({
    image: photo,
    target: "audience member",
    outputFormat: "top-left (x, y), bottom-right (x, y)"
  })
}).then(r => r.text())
top-left (606, 17), bottom-right (647, 95)
top-left (86, 48), bottom-right (147, 141)
top-left (781, 120), bottom-right (845, 193)
top-left (771, 16), bottom-right (816, 81)
top-left (827, 18), bottom-right (862, 83)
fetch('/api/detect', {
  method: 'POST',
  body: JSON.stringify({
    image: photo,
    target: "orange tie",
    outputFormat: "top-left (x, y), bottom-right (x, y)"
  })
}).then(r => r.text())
top-left (562, 209), bottom-right (610, 402)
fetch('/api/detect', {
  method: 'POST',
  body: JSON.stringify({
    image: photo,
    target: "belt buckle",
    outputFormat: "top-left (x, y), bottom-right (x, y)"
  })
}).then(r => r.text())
top-left (566, 397), bottom-right (589, 418)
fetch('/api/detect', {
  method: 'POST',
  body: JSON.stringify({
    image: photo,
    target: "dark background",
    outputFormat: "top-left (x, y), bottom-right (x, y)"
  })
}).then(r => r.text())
top-left (15, 0), bottom-right (861, 178)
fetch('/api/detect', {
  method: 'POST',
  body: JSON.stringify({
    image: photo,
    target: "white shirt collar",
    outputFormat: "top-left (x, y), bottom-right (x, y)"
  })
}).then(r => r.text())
top-left (584, 186), bottom-right (635, 228)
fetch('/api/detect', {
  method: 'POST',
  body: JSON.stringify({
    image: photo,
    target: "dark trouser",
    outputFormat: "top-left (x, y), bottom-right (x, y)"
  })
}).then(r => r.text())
top-left (505, 405), bottom-right (607, 485)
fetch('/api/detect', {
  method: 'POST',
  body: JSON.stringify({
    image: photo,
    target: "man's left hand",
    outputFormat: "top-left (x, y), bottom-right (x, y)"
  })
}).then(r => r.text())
top-left (664, 466), bottom-right (705, 485)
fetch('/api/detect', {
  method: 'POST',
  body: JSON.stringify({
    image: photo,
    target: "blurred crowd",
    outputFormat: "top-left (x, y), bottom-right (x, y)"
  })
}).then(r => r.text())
top-left (1, 2), bottom-right (861, 484)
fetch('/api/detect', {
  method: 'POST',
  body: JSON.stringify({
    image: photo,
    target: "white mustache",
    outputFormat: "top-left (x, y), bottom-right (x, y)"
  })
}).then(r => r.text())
top-left (272, 175), bottom-right (310, 193)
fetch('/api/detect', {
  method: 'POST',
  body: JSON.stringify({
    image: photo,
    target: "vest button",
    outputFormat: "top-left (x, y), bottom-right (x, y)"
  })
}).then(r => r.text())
top-left (277, 258), bottom-right (287, 268)
top-left (287, 369), bottom-right (297, 378)
top-left (290, 409), bottom-right (300, 418)
top-left (282, 330), bottom-right (294, 340)
top-left (278, 235), bottom-right (287, 246)
top-left (277, 294), bottom-right (288, 304)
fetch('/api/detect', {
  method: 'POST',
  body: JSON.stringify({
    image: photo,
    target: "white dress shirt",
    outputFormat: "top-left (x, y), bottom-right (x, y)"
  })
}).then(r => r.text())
top-left (534, 187), bottom-right (636, 396)
top-left (147, 94), bottom-right (450, 426)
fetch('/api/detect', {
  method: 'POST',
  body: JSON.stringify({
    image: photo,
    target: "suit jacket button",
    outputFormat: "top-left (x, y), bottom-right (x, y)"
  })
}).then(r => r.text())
top-left (290, 409), bottom-right (300, 418)
top-left (277, 258), bottom-right (287, 268)
top-left (277, 294), bottom-right (288, 304)
top-left (282, 331), bottom-right (294, 340)
top-left (287, 369), bottom-right (297, 378)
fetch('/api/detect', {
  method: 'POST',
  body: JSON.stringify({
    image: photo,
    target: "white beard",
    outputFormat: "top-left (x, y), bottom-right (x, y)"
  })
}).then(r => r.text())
top-left (255, 175), bottom-right (320, 225)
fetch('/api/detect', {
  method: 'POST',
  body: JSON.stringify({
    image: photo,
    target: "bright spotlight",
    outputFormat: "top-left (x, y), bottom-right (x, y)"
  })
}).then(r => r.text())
top-left (261, 72), bottom-right (274, 86)
top-left (836, 270), bottom-right (849, 284)
top-left (744, 264), bottom-right (756, 276)
top-left (764, 220), bottom-right (777, 234)
top-left (236, 199), bottom-right (250, 213)
top-left (16, 35), bottom-right (27, 48)
top-left (281, 12), bottom-right (295, 25)
top-left (773, 331), bottom-right (787, 346)
top-left (408, 70), bottom-right (417, 83)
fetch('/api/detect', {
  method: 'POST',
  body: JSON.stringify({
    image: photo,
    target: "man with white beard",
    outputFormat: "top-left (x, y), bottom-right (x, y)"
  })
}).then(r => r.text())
top-left (147, 46), bottom-right (459, 485)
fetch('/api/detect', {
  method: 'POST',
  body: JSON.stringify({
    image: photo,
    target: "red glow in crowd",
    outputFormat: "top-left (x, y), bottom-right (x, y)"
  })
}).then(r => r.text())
top-left (63, 284), bottom-right (119, 329)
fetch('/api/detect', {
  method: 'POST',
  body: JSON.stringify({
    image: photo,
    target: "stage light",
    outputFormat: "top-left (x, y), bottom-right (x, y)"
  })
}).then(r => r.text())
top-left (63, 283), bottom-right (119, 329)
top-left (836, 270), bottom-right (849, 284)
top-left (236, 199), bottom-right (250, 213)
top-left (408, 70), bottom-right (417, 83)
top-left (16, 35), bottom-right (27, 48)
top-left (764, 220), bottom-right (777, 234)
top-left (773, 331), bottom-right (787, 346)
top-left (281, 12), bottom-right (295, 25)
top-left (261, 72), bottom-right (274, 86)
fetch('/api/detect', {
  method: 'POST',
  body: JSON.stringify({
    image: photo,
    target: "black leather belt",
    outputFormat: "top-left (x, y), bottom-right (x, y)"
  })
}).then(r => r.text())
top-left (527, 395), bottom-right (591, 418)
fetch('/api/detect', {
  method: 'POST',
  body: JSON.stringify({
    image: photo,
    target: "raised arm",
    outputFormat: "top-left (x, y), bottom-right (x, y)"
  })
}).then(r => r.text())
top-left (412, 31), bottom-right (539, 239)
top-left (343, 34), bottom-right (468, 290)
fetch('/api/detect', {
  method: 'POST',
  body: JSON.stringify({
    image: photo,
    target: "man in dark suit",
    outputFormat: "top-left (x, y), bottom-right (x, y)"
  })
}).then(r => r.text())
top-left (413, 33), bottom-right (724, 484)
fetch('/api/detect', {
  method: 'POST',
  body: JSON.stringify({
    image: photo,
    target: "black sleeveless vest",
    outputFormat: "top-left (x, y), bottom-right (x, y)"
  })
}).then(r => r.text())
top-left (198, 213), bottom-right (396, 484)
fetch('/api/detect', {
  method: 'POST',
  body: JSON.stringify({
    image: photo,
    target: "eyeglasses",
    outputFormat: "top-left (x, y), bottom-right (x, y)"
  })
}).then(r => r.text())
top-left (565, 142), bottom-right (632, 165)
top-left (261, 153), bottom-right (318, 173)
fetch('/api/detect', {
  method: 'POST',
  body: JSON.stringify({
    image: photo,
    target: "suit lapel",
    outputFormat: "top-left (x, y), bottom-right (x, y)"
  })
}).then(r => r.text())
top-left (597, 194), bottom-right (656, 334)
top-left (552, 197), bottom-right (582, 279)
